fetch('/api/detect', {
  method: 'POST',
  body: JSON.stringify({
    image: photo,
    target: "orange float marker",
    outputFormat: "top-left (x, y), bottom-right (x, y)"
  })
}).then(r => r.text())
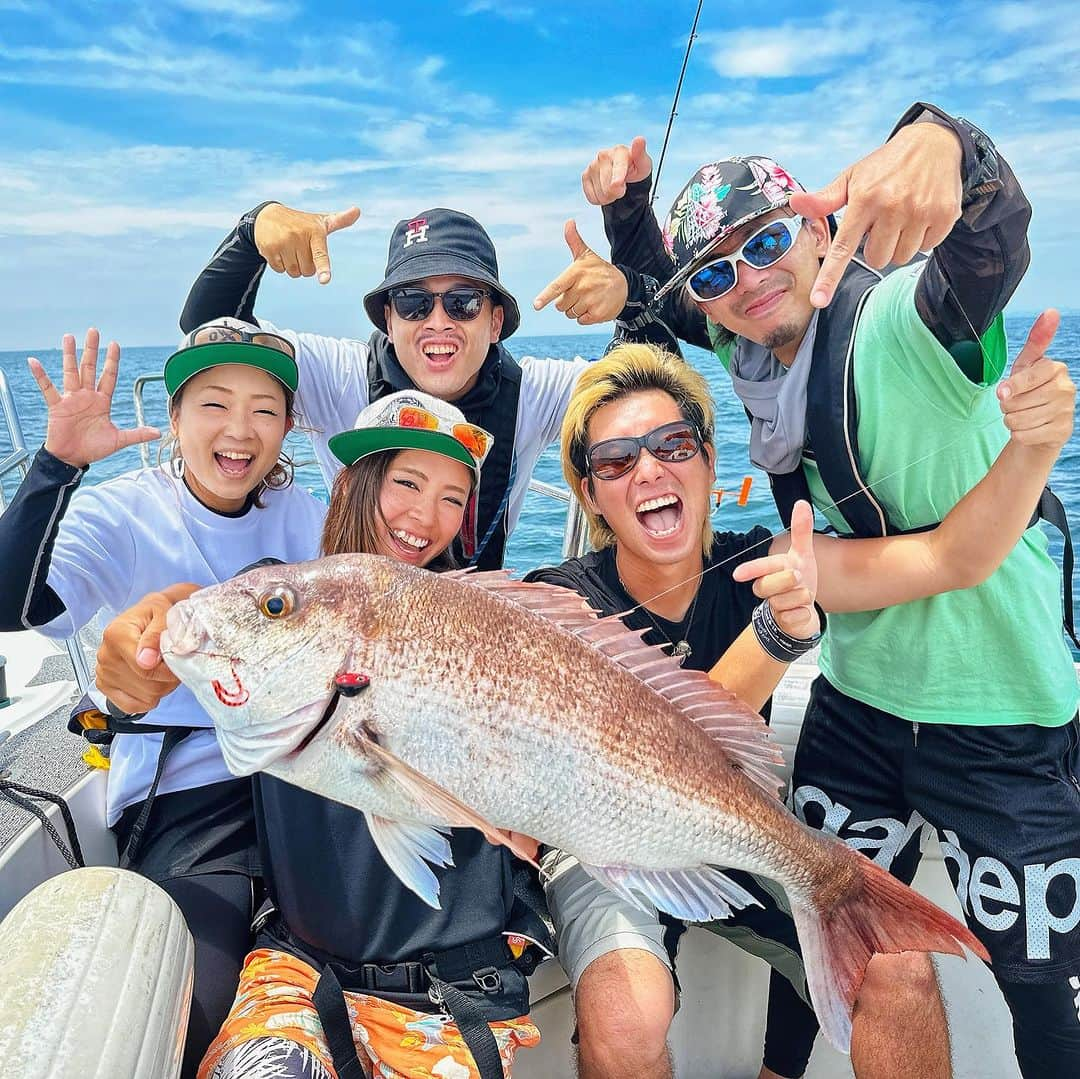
top-left (712, 488), bottom-right (724, 507)
top-left (737, 476), bottom-right (753, 506)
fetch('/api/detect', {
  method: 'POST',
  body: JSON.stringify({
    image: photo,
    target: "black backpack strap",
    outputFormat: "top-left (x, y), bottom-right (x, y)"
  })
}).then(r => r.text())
top-left (1034, 487), bottom-right (1078, 649)
top-left (312, 964), bottom-right (369, 1079)
top-left (422, 955), bottom-right (506, 1079)
top-left (312, 946), bottom-right (509, 1079)
top-left (465, 355), bottom-right (523, 570)
top-left (118, 725), bottom-right (196, 868)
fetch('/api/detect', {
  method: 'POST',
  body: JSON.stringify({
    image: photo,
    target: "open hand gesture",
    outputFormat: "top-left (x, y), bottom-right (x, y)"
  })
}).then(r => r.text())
top-left (732, 500), bottom-right (821, 639)
top-left (29, 329), bottom-right (160, 469)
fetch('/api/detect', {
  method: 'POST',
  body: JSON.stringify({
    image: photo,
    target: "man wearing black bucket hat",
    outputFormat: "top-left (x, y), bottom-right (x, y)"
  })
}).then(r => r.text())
top-left (180, 202), bottom-right (589, 570)
top-left (546, 107), bottom-right (1080, 1079)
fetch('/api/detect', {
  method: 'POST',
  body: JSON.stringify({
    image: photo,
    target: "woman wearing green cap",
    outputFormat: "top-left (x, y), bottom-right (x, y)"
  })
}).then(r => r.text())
top-left (96, 387), bottom-right (545, 1079)
top-left (0, 321), bottom-right (327, 1079)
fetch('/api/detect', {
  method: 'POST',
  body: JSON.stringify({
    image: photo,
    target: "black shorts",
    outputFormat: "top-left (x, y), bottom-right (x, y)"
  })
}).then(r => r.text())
top-left (791, 675), bottom-right (1080, 984)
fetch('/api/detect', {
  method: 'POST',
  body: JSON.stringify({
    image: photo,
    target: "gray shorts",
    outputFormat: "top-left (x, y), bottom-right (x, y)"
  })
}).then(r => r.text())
top-left (541, 848), bottom-right (674, 988)
top-left (541, 848), bottom-right (810, 1003)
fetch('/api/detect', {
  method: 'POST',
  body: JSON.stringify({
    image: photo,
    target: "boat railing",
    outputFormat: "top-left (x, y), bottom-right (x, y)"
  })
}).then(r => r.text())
top-left (0, 369), bottom-right (94, 691)
top-left (132, 373), bottom-right (593, 560)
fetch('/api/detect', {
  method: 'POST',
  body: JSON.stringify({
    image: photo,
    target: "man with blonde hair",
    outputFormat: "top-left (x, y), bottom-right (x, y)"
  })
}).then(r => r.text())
top-left (525, 337), bottom-right (1075, 1079)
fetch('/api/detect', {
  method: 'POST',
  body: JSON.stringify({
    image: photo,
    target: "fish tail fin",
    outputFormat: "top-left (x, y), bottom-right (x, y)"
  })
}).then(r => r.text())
top-left (790, 854), bottom-right (988, 1053)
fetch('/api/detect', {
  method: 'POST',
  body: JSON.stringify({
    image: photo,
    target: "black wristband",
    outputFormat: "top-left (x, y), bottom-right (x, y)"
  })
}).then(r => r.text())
top-left (752, 600), bottom-right (822, 663)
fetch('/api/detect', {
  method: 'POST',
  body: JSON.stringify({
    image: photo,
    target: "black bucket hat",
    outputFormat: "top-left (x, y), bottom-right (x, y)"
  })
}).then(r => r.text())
top-left (362, 208), bottom-right (520, 339)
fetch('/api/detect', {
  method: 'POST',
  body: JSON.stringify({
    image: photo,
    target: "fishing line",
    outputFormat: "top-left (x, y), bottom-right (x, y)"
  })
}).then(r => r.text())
top-left (615, 281), bottom-right (1034, 620)
top-left (615, 407), bottom-right (1019, 622)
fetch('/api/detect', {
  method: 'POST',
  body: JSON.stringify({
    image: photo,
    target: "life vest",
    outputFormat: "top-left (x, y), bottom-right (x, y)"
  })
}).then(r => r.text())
top-left (367, 334), bottom-right (523, 570)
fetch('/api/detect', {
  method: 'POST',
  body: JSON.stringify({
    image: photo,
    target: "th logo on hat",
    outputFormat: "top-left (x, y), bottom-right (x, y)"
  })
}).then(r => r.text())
top-left (403, 218), bottom-right (430, 248)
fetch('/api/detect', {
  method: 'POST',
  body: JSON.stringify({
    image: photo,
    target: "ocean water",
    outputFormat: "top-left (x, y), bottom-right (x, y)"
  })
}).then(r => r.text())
top-left (1, 321), bottom-right (1078, 655)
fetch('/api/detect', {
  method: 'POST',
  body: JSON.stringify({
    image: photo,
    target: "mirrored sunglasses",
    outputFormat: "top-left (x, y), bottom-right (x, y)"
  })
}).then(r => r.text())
top-left (389, 287), bottom-right (490, 322)
top-left (397, 404), bottom-right (492, 464)
top-left (186, 323), bottom-right (296, 359)
top-left (586, 420), bottom-right (703, 481)
top-left (685, 216), bottom-right (804, 302)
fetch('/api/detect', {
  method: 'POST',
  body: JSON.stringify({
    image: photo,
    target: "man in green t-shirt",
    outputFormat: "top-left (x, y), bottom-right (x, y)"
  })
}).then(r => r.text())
top-left (542, 105), bottom-right (1080, 1078)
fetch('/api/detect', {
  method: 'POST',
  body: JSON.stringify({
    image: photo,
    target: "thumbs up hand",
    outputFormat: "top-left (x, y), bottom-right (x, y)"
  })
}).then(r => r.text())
top-left (532, 219), bottom-right (629, 324)
top-left (253, 202), bottom-right (362, 284)
top-left (732, 500), bottom-right (821, 640)
top-left (997, 309), bottom-right (1075, 453)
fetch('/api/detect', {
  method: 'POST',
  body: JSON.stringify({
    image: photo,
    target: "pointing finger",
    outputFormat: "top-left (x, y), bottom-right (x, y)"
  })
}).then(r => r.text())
top-left (534, 266), bottom-right (575, 311)
top-left (322, 206), bottom-right (361, 235)
top-left (811, 204), bottom-right (869, 308)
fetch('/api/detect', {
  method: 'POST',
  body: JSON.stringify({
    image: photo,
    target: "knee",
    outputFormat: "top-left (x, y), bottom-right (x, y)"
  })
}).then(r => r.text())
top-left (857, 951), bottom-right (939, 1016)
top-left (575, 950), bottom-right (674, 1065)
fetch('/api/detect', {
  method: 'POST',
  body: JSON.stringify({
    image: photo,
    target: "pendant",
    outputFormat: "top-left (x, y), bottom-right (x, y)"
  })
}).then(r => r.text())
top-left (671, 640), bottom-right (692, 660)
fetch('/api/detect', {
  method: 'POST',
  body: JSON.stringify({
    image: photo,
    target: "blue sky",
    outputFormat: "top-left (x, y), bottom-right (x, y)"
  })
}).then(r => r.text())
top-left (0, 0), bottom-right (1077, 349)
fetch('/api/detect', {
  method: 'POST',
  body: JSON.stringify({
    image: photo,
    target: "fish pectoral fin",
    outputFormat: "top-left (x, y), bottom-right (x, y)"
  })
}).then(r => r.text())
top-left (365, 814), bottom-right (453, 910)
top-left (364, 738), bottom-right (540, 868)
top-left (581, 863), bottom-right (762, 923)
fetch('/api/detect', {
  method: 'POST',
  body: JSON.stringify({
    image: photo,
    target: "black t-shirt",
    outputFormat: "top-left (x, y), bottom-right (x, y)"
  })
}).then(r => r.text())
top-left (255, 777), bottom-right (514, 969)
top-left (525, 527), bottom-right (772, 679)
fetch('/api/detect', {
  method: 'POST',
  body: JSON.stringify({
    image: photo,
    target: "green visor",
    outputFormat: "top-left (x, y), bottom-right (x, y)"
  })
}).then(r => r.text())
top-left (327, 426), bottom-right (479, 482)
top-left (163, 341), bottom-right (299, 397)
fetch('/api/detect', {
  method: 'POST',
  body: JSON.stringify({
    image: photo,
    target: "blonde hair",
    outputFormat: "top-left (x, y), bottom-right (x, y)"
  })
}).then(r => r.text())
top-left (561, 342), bottom-right (716, 555)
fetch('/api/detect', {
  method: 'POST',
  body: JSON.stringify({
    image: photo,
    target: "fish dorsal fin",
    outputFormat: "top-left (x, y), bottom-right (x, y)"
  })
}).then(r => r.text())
top-left (455, 573), bottom-right (785, 798)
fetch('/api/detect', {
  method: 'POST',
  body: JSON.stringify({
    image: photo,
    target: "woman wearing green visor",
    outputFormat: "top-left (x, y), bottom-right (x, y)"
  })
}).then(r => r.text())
top-left (0, 319), bottom-right (327, 1078)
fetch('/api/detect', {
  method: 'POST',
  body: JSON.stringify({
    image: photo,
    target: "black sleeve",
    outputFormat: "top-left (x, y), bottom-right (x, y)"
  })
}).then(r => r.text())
top-left (891, 104), bottom-right (1031, 365)
top-left (179, 201), bottom-right (278, 333)
top-left (0, 447), bottom-right (85, 629)
top-left (602, 179), bottom-right (712, 354)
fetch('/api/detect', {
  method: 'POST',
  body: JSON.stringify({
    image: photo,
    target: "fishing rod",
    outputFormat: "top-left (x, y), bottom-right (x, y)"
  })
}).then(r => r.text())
top-left (651, 0), bottom-right (705, 206)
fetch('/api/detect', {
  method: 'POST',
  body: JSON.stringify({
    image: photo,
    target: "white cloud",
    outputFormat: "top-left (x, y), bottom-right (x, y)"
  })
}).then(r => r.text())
top-left (168, 0), bottom-right (298, 16)
top-left (0, 0), bottom-right (1077, 348)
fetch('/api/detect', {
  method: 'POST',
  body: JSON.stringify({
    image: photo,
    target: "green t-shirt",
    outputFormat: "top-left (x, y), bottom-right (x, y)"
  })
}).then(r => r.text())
top-left (721, 266), bottom-right (1078, 726)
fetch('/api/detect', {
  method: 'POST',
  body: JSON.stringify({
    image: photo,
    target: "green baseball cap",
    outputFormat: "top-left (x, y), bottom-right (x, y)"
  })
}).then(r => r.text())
top-left (328, 389), bottom-right (493, 483)
top-left (164, 318), bottom-right (299, 397)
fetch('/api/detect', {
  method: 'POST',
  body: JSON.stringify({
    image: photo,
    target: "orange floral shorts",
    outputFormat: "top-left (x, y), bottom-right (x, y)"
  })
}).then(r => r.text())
top-left (198, 948), bottom-right (541, 1079)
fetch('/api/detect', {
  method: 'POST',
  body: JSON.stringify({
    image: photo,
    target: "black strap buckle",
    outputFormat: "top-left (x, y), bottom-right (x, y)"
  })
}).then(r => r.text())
top-left (472, 966), bottom-right (502, 994)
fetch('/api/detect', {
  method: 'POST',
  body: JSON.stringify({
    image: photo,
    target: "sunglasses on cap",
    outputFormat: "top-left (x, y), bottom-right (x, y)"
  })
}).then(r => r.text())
top-left (388, 287), bottom-right (491, 323)
top-left (185, 322), bottom-right (296, 359)
top-left (685, 215), bottom-right (805, 303)
top-left (397, 404), bottom-right (492, 465)
top-left (586, 420), bottom-right (704, 482)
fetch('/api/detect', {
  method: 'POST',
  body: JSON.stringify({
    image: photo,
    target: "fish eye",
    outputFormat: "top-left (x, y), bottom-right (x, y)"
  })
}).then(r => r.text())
top-left (258, 586), bottom-right (296, 619)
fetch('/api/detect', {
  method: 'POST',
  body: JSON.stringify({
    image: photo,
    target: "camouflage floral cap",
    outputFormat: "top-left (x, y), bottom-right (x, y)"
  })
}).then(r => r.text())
top-left (655, 156), bottom-right (805, 301)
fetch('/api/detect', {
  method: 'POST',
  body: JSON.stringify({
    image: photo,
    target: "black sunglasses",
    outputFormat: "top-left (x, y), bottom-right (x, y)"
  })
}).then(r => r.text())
top-left (388, 286), bottom-right (491, 322)
top-left (586, 420), bottom-right (704, 481)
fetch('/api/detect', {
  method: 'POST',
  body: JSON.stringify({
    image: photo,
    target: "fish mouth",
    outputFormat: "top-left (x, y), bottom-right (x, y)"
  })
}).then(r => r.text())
top-left (291, 689), bottom-right (343, 756)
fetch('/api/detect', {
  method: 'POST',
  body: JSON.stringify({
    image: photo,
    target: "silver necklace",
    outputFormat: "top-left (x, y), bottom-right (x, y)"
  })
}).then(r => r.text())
top-left (617, 570), bottom-right (702, 664)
